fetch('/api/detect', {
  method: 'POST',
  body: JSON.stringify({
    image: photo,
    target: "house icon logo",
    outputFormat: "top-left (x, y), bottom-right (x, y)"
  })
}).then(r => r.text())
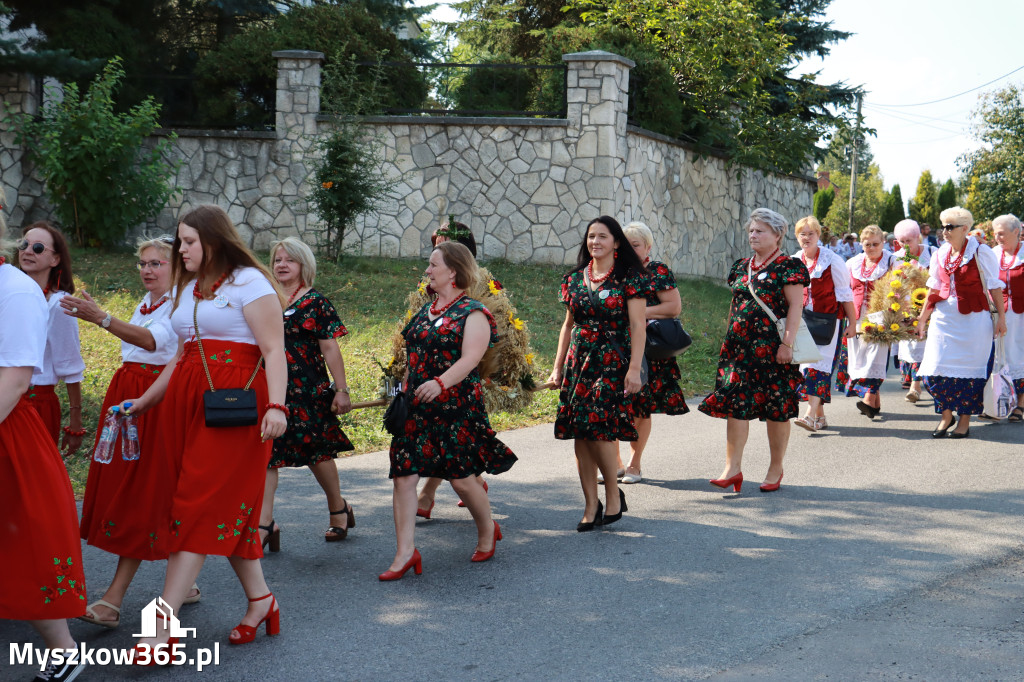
top-left (133, 597), bottom-right (197, 639)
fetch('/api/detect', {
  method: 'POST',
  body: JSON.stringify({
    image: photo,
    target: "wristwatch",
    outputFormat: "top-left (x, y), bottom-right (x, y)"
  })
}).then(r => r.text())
top-left (329, 382), bottom-right (349, 395)
top-left (100, 312), bottom-right (113, 329)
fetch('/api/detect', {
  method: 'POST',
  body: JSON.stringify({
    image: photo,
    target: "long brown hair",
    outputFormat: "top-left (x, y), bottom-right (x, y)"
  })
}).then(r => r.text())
top-left (22, 221), bottom-right (74, 294)
top-left (170, 205), bottom-right (282, 311)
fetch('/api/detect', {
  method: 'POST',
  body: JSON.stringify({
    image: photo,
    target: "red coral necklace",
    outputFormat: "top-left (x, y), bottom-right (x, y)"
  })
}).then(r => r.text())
top-left (861, 256), bottom-right (880, 279)
top-left (801, 248), bottom-right (820, 274)
top-left (943, 245), bottom-right (965, 275)
top-left (287, 280), bottom-right (306, 306)
top-left (193, 271), bottom-right (228, 300)
top-left (430, 292), bottom-right (464, 317)
top-left (751, 248), bottom-right (780, 273)
top-left (587, 259), bottom-right (612, 284)
top-left (139, 295), bottom-right (168, 315)
top-left (1000, 243), bottom-right (1021, 271)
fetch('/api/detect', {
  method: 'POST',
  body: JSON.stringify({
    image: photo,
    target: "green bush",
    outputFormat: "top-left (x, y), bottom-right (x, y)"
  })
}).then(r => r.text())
top-left (453, 60), bottom-right (538, 114)
top-left (7, 57), bottom-right (178, 246)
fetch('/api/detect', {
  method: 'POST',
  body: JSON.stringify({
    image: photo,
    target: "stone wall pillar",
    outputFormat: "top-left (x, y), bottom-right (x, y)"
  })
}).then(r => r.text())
top-left (562, 50), bottom-right (634, 218)
top-left (268, 50), bottom-right (324, 247)
top-left (0, 72), bottom-right (45, 227)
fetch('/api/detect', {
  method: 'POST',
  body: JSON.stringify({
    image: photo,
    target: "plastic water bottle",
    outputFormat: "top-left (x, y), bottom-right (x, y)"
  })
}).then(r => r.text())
top-left (94, 406), bottom-right (121, 464)
top-left (121, 402), bottom-right (140, 461)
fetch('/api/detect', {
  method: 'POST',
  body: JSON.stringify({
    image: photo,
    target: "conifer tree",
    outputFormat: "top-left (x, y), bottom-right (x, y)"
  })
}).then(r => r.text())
top-left (937, 179), bottom-right (957, 211)
top-left (879, 184), bottom-right (905, 231)
top-left (907, 171), bottom-right (940, 228)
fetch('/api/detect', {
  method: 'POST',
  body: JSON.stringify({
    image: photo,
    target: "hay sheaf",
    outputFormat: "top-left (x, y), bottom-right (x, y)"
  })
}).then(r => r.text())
top-left (383, 266), bottom-right (539, 413)
top-left (860, 258), bottom-right (930, 344)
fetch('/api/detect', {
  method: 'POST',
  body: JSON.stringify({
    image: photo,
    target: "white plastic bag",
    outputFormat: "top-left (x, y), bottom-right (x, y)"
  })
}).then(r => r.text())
top-left (984, 338), bottom-right (1015, 419)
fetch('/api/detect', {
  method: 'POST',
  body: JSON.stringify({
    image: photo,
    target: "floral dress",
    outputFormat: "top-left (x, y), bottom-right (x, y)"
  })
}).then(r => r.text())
top-left (555, 268), bottom-right (655, 441)
top-left (389, 297), bottom-right (517, 479)
top-left (270, 289), bottom-right (354, 468)
top-left (698, 256), bottom-right (810, 422)
top-left (633, 260), bottom-right (689, 416)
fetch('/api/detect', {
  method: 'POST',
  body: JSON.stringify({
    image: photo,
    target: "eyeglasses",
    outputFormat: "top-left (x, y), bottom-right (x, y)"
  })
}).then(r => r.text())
top-left (156, 235), bottom-right (174, 244)
top-left (17, 240), bottom-right (53, 254)
top-left (940, 224), bottom-right (964, 231)
top-left (136, 260), bottom-right (169, 271)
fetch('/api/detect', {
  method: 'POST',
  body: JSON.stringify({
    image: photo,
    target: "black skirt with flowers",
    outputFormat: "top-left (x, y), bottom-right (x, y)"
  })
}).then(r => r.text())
top-left (633, 260), bottom-right (689, 417)
top-left (698, 256), bottom-right (809, 422)
top-left (389, 297), bottom-right (517, 479)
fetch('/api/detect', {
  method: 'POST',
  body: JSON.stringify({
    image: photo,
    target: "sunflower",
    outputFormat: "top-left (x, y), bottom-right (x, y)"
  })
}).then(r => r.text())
top-left (911, 287), bottom-right (929, 307)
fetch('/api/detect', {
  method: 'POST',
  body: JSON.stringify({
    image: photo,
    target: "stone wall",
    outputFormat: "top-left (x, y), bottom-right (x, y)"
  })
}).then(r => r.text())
top-left (1, 50), bottom-right (814, 280)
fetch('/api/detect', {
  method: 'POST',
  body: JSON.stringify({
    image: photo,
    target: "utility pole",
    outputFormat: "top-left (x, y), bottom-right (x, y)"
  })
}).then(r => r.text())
top-left (847, 94), bottom-right (862, 235)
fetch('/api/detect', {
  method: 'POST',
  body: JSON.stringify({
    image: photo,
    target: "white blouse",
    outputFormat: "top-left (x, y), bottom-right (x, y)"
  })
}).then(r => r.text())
top-left (846, 251), bottom-right (897, 283)
top-left (792, 247), bottom-right (854, 305)
top-left (32, 290), bottom-right (85, 386)
top-left (170, 267), bottom-right (278, 344)
top-left (0, 264), bottom-right (48, 373)
top-left (122, 290), bottom-right (178, 365)
top-left (925, 238), bottom-right (1004, 296)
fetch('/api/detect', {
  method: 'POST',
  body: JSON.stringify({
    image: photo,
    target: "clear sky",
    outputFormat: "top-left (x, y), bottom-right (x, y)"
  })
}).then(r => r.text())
top-left (416, 0), bottom-right (1022, 210)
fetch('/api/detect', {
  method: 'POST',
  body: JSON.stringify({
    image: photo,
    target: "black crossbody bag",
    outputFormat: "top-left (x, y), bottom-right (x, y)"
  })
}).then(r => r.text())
top-left (194, 298), bottom-right (263, 428)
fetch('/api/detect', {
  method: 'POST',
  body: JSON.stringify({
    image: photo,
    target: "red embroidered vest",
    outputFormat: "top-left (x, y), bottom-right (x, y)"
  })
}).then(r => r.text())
top-left (851, 277), bottom-right (875, 317)
top-left (937, 257), bottom-right (988, 314)
top-left (1001, 263), bottom-right (1024, 314)
top-left (807, 265), bottom-right (842, 317)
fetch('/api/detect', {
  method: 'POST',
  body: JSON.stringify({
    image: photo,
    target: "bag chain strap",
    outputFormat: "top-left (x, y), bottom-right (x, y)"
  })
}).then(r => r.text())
top-left (193, 297), bottom-right (262, 393)
top-left (746, 261), bottom-right (782, 325)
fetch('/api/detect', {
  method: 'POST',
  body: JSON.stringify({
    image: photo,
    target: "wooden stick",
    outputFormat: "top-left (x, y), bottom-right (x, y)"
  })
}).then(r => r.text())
top-left (348, 398), bottom-right (388, 410)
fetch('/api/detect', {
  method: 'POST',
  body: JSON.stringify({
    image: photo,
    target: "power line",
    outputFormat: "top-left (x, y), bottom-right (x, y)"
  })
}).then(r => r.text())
top-left (864, 106), bottom-right (966, 136)
top-left (877, 133), bottom-right (964, 146)
top-left (870, 63), bottom-right (1024, 107)
top-left (863, 103), bottom-right (969, 127)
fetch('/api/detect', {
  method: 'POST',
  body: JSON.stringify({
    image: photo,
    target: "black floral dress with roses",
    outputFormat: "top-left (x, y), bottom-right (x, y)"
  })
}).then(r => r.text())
top-left (389, 297), bottom-right (517, 479)
top-left (270, 289), bottom-right (354, 468)
top-left (633, 260), bottom-right (690, 417)
top-left (555, 268), bottom-right (655, 441)
top-left (698, 256), bottom-right (809, 422)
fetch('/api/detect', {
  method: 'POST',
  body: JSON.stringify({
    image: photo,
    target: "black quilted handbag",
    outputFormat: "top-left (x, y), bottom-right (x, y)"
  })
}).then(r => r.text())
top-left (644, 318), bottom-right (692, 360)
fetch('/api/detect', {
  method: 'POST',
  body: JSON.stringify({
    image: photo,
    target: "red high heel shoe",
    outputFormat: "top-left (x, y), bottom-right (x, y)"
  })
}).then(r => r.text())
top-left (470, 521), bottom-right (502, 562)
top-left (760, 473), bottom-right (783, 493)
top-left (379, 548), bottom-right (423, 581)
top-left (416, 500), bottom-right (435, 519)
top-left (229, 593), bottom-right (280, 645)
top-left (457, 479), bottom-right (489, 508)
top-left (132, 637), bottom-right (179, 666)
top-left (710, 472), bottom-right (743, 493)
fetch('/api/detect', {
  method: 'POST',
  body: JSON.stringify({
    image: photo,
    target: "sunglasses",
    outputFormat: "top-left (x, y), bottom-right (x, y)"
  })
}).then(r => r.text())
top-left (940, 224), bottom-right (964, 231)
top-left (17, 240), bottom-right (53, 254)
top-left (136, 260), bottom-right (169, 271)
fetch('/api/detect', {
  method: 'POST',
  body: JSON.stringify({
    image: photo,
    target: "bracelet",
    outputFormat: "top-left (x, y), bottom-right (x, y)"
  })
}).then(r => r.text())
top-left (265, 402), bottom-right (290, 418)
top-left (433, 376), bottom-right (446, 392)
top-left (62, 426), bottom-right (86, 437)
top-left (68, 405), bottom-right (82, 411)
top-left (781, 341), bottom-right (794, 349)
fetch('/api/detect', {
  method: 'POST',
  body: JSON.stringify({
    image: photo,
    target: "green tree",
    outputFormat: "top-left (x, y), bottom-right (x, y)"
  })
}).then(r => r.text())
top-left (959, 84), bottom-right (1024, 220)
top-left (937, 179), bottom-right (957, 210)
top-left (0, 2), bottom-right (100, 78)
top-left (817, 119), bottom-right (874, 175)
top-left (907, 170), bottom-right (940, 228)
top-left (6, 58), bottom-right (179, 246)
top-left (813, 186), bottom-right (835, 223)
top-left (822, 164), bottom-right (888, 234)
top-left (879, 184), bottom-right (905, 231)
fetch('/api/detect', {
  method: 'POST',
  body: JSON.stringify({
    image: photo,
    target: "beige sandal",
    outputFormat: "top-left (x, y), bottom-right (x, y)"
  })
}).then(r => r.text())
top-left (182, 582), bottom-right (201, 605)
top-left (905, 389), bottom-right (920, 403)
top-left (79, 599), bottom-right (121, 628)
top-left (794, 415), bottom-right (817, 432)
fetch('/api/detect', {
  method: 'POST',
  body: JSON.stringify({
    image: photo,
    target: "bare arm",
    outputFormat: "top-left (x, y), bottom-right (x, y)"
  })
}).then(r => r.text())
top-left (645, 287), bottom-right (682, 319)
top-left (244, 294), bottom-right (288, 441)
top-left (991, 287), bottom-right (1007, 337)
top-left (776, 284), bottom-right (804, 364)
top-left (547, 308), bottom-right (574, 386)
top-left (60, 291), bottom-right (156, 351)
top-left (121, 338), bottom-right (184, 415)
top-left (0, 366), bottom-right (32, 425)
top-left (319, 337), bottom-right (352, 415)
top-left (623, 297), bottom-right (647, 395)
top-left (414, 311), bottom-right (491, 403)
top-left (841, 300), bottom-right (858, 339)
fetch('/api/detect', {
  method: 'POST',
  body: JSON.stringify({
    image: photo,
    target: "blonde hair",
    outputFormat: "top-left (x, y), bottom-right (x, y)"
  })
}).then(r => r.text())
top-left (939, 206), bottom-right (973, 228)
top-left (270, 236), bottom-right (317, 287)
top-left (136, 235), bottom-right (174, 259)
top-left (435, 241), bottom-right (478, 290)
top-left (860, 225), bottom-right (884, 243)
top-left (623, 221), bottom-right (654, 249)
top-left (794, 215), bottom-right (822, 237)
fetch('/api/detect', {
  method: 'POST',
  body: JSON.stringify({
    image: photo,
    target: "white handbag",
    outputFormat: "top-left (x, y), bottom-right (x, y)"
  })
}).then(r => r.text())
top-left (984, 337), bottom-right (1015, 419)
top-left (747, 262), bottom-right (821, 365)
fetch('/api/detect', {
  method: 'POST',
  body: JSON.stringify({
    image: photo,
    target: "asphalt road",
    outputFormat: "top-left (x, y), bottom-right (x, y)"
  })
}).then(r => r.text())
top-left (3, 374), bottom-right (1023, 681)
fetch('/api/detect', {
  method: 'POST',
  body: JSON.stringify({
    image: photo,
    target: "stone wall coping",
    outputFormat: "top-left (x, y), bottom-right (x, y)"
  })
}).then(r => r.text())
top-left (626, 124), bottom-right (817, 187)
top-left (152, 128), bottom-right (276, 140)
top-left (272, 50), bottom-right (325, 60)
top-left (321, 114), bottom-right (569, 128)
top-left (562, 50), bottom-right (636, 69)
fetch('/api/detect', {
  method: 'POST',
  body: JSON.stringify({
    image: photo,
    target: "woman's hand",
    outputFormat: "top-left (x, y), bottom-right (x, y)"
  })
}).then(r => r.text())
top-left (844, 320), bottom-right (858, 339)
top-left (331, 390), bottom-right (352, 415)
top-left (546, 365), bottom-right (563, 387)
top-left (776, 343), bottom-right (794, 364)
top-left (995, 314), bottom-right (1007, 338)
top-left (59, 290), bottom-right (106, 325)
top-left (120, 395), bottom-right (153, 416)
top-left (61, 430), bottom-right (83, 456)
top-left (623, 368), bottom-right (642, 395)
top-left (261, 408), bottom-right (287, 442)
top-left (414, 378), bottom-right (444, 404)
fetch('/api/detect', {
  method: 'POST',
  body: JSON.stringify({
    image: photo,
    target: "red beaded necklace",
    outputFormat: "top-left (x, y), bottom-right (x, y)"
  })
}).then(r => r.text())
top-left (0, 256), bottom-right (5, 266)
top-left (801, 247), bottom-right (820, 275)
top-left (139, 294), bottom-right (168, 315)
top-left (193, 271), bottom-right (228, 300)
top-left (429, 292), bottom-right (464, 317)
top-left (943, 244), bottom-right (966, 275)
top-left (587, 259), bottom-right (612, 284)
top-left (750, 248), bottom-right (780, 273)
top-left (1000, 242), bottom-right (1021, 271)
top-left (287, 280), bottom-right (306, 306)
top-left (861, 255), bottom-right (881, 279)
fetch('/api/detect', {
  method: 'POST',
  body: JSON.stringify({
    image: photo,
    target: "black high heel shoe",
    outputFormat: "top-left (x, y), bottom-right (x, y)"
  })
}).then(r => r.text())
top-left (599, 490), bottom-right (628, 527)
top-left (932, 418), bottom-right (955, 438)
top-left (259, 521), bottom-right (280, 552)
top-left (576, 501), bottom-right (603, 532)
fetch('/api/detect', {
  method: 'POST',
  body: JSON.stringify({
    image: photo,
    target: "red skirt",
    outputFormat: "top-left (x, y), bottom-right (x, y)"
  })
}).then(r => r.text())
top-left (25, 384), bottom-right (60, 445)
top-left (160, 340), bottom-right (270, 559)
top-left (80, 362), bottom-right (172, 561)
top-left (0, 397), bottom-right (86, 620)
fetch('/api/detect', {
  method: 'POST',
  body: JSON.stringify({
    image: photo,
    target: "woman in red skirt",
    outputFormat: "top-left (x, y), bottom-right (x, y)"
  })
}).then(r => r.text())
top-left (121, 205), bottom-right (288, 653)
top-left (63, 236), bottom-right (199, 629)
top-left (0, 223), bottom-right (88, 681)
top-left (16, 222), bottom-right (85, 455)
